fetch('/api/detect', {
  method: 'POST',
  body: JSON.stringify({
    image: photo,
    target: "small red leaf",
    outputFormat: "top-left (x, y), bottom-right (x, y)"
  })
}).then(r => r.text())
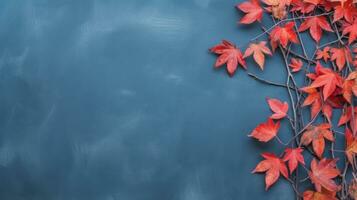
top-left (270, 22), bottom-right (299, 51)
top-left (283, 148), bottom-right (305, 174)
top-left (301, 63), bottom-right (343, 100)
top-left (289, 58), bottom-right (303, 72)
top-left (243, 41), bottom-right (272, 69)
top-left (316, 47), bottom-right (330, 62)
top-left (253, 152), bottom-right (288, 190)
top-left (300, 123), bottom-right (334, 158)
top-left (267, 98), bottom-right (289, 119)
top-left (237, 0), bottom-right (264, 24)
top-left (309, 158), bottom-right (341, 192)
top-left (330, 47), bottom-right (352, 71)
top-left (210, 40), bottom-right (246, 76)
top-left (298, 16), bottom-right (333, 43)
top-left (342, 19), bottom-right (357, 44)
top-left (249, 118), bottom-right (280, 142)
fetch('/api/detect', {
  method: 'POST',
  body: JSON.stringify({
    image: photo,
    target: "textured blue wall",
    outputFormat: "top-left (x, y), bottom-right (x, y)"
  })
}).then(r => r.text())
top-left (0, 0), bottom-right (295, 199)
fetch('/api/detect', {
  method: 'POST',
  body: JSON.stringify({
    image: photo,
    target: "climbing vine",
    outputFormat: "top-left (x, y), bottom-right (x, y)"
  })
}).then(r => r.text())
top-left (209, 0), bottom-right (357, 199)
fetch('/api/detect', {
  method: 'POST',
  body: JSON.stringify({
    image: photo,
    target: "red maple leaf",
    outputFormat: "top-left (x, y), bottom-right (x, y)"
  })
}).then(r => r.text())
top-left (345, 127), bottom-right (357, 163)
top-left (342, 19), bottom-right (357, 44)
top-left (249, 118), bottom-right (280, 142)
top-left (321, 1), bottom-right (335, 11)
top-left (309, 158), bottom-right (341, 192)
top-left (303, 189), bottom-right (338, 200)
top-left (302, 63), bottom-right (344, 121)
top-left (338, 106), bottom-right (357, 134)
top-left (237, 0), bottom-right (264, 24)
top-left (333, 2), bottom-right (356, 23)
top-left (330, 47), bottom-right (352, 71)
top-left (270, 22), bottom-right (299, 51)
top-left (300, 123), bottom-right (334, 158)
top-left (322, 95), bottom-right (344, 123)
top-left (210, 40), bottom-right (246, 76)
top-left (302, 88), bottom-right (322, 119)
top-left (342, 71), bottom-right (357, 103)
top-left (243, 41), bottom-right (272, 69)
top-left (266, 98), bottom-right (289, 119)
top-left (283, 147), bottom-right (305, 174)
top-left (298, 16), bottom-right (333, 43)
top-left (289, 58), bottom-right (303, 72)
top-left (316, 47), bottom-right (330, 62)
top-left (343, 79), bottom-right (354, 103)
top-left (253, 152), bottom-right (288, 190)
top-left (338, 106), bottom-right (357, 125)
top-left (291, 0), bottom-right (315, 13)
top-left (301, 63), bottom-right (343, 100)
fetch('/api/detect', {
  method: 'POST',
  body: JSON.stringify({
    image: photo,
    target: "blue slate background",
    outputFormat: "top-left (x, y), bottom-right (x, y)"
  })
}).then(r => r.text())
top-left (0, 0), bottom-right (298, 199)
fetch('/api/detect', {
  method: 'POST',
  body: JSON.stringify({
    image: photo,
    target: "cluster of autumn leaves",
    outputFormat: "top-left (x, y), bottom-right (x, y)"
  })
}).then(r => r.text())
top-left (209, 0), bottom-right (357, 199)
top-left (249, 96), bottom-right (341, 195)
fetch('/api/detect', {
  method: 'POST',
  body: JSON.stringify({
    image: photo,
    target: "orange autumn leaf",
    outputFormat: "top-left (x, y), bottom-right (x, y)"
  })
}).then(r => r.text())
top-left (252, 152), bottom-right (288, 190)
top-left (243, 41), bottom-right (272, 69)
top-left (266, 98), bottom-right (289, 119)
top-left (303, 190), bottom-right (338, 200)
top-left (283, 147), bottom-right (305, 174)
top-left (309, 158), bottom-right (341, 192)
top-left (289, 58), bottom-right (303, 72)
top-left (237, 0), bottom-right (264, 24)
top-left (249, 118), bottom-right (280, 142)
top-left (298, 16), bottom-right (333, 43)
top-left (301, 123), bottom-right (334, 158)
top-left (210, 40), bottom-right (246, 76)
top-left (262, 0), bottom-right (291, 19)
